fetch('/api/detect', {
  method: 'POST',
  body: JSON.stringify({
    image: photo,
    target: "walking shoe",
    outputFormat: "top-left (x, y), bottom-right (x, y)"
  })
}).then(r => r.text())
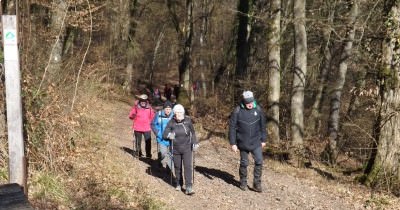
top-left (240, 183), bottom-right (247, 191)
top-left (175, 185), bottom-right (181, 191)
top-left (253, 183), bottom-right (262, 193)
top-left (185, 186), bottom-right (195, 195)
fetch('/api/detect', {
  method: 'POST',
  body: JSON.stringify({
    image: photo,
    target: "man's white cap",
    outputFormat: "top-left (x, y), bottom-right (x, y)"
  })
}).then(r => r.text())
top-left (242, 91), bottom-right (254, 103)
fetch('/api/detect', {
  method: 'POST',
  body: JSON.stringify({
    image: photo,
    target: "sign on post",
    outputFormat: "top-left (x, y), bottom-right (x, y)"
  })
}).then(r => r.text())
top-left (2, 15), bottom-right (26, 192)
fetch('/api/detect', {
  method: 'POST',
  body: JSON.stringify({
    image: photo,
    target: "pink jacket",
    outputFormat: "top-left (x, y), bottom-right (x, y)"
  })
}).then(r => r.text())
top-left (129, 101), bottom-right (155, 132)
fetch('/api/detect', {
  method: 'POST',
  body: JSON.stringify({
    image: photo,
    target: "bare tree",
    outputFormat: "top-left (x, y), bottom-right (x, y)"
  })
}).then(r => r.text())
top-left (165, 0), bottom-right (194, 107)
top-left (364, 0), bottom-right (400, 193)
top-left (47, 0), bottom-right (68, 82)
top-left (126, 0), bottom-right (139, 94)
top-left (235, 0), bottom-right (252, 78)
top-left (291, 0), bottom-right (307, 157)
top-left (308, 1), bottom-right (337, 134)
top-left (325, 0), bottom-right (359, 165)
top-left (199, 0), bottom-right (210, 98)
top-left (267, 0), bottom-right (281, 144)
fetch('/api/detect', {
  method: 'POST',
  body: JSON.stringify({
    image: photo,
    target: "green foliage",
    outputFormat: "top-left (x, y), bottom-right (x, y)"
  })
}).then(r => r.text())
top-left (0, 167), bottom-right (8, 182)
top-left (140, 197), bottom-right (164, 210)
top-left (364, 195), bottom-right (392, 209)
top-left (31, 172), bottom-right (69, 204)
top-left (379, 65), bottom-right (399, 91)
top-left (0, 50), bottom-right (3, 64)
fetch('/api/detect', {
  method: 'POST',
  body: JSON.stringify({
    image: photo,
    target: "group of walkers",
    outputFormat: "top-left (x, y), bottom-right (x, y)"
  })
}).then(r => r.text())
top-left (128, 89), bottom-right (266, 195)
top-left (129, 93), bottom-right (198, 195)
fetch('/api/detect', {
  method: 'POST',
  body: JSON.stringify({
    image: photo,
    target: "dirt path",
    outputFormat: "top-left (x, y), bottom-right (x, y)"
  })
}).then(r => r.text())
top-left (100, 99), bottom-right (395, 210)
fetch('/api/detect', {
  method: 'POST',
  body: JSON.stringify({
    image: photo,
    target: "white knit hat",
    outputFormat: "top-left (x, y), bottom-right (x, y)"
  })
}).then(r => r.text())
top-left (173, 104), bottom-right (185, 115)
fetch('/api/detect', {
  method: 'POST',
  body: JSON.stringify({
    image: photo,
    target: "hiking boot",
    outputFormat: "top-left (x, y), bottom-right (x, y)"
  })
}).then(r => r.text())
top-left (239, 183), bottom-right (247, 191)
top-left (239, 165), bottom-right (248, 191)
top-left (185, 185), bottom-right (195, 195)
top-left (175, 185), bottom-right (181, 191)
top-left (253, 183), bottom-right (262, 193)
top-left (253, 164), bottom-right (262, 193)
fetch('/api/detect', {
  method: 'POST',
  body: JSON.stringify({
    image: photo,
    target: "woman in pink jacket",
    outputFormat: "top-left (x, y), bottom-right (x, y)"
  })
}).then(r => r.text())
top-left (129, 94), bottom-right (155, 158)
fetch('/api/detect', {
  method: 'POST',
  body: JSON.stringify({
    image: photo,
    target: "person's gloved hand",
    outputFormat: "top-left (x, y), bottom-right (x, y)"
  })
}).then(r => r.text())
top-left (192, 143), bottom-right (200, 151)
top-left (167, 132), bottom-right (175, 140)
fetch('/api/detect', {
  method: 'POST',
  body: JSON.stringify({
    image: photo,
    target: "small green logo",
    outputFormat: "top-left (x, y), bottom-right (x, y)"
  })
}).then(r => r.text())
top-left (5, 31), bottom-right (15, 40)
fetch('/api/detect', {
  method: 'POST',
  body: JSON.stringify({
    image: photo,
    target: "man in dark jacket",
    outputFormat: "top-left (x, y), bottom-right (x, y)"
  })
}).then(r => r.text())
top-left (229, 90), bottom-right (267, 192)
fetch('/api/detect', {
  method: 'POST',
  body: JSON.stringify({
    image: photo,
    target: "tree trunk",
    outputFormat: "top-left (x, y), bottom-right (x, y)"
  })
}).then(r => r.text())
top-left (235, 0), bottom-right (252, 78)
top-left (291, 0), bottom-right (307, 153)
top-left (365, 0), bottom-right (400, 192)
top-left (126, 0), bottom-right (138, 94)
top-left (199, 0), bottom-right (209, 98)
top-left (325, 0), bottom-right (358, 165)
top-left (347, 70), bottom-right (366, 116)
top-left (177, 0), bottom-right (194, 109)
top-left (150, 28), bottom-right (165, 85)
top-left (309, 2), bottom-right (336, 134)
top-left (3, 0), bottom-right (16, 15)
top-left (62, 27), bottom-right (77, 56)
top-left (267, 0), bottom-right (281, 144)
top-left (47, 0), bottom-right (68, 82)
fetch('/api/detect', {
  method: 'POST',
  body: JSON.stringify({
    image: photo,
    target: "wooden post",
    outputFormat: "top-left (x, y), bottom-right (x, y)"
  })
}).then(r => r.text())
top-left (2, 15), bottom-right (26, 193)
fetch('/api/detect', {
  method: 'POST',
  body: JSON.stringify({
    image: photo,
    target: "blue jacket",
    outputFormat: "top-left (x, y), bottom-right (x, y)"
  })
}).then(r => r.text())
top-left (151, 110), bottom-right (174, 146)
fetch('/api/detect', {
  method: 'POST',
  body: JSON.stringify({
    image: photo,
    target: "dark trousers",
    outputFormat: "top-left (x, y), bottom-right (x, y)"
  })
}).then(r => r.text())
top-left (239, 146), bottom-right (263, 185)
top-left (134, 131), bottom-right (152, 157)
top-left (173, 145), bottom-right (193, 187)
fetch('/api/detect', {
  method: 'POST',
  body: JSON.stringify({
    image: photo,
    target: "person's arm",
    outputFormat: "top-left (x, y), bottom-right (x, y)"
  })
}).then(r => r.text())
top-left (128, 105), bottom-right (137, 120)
top-left (163, 120), bottom-right (174, 140)
top-left (229, 108), bottom-right (238, 146)
top-left (259, 107), bottom-right (267, 143)
top-left (149, 107), bottom-right (155, 121)
top-left (229, 108), bottom-right (239, 152)
top-left (151, 112), bottom-right (159, 135)
top-left (188, 118), bottom-right (197, 144)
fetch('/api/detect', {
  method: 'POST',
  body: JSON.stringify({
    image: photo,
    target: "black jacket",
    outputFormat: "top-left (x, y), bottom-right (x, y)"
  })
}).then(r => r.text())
top-left (163, 116), bottom-right (197, 148)
top-left (229, 104), bottom-right (267, 151)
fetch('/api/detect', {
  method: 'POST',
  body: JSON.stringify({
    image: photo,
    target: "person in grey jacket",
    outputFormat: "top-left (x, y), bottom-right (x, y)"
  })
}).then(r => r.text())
top-left (229, 91), bottom-right (267, 192)
top-left (163, 104), bottom-right (198, 195)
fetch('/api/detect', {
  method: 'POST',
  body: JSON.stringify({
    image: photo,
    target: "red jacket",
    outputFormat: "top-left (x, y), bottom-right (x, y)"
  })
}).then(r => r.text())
top-left (129, 101), bottom-right (155, 132)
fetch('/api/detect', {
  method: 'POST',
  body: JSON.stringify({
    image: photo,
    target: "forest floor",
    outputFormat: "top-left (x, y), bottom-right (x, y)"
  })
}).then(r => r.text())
top-left (81, 96), bottom-right (400, 210)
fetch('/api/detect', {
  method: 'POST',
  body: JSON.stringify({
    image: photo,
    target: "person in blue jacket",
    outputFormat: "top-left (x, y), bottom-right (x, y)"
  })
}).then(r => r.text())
top-left (151, 100), bottom-right (174, 172)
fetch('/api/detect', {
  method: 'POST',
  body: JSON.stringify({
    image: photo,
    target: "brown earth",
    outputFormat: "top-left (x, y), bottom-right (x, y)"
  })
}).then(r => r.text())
top-left (90, 98), bottom-right (400, 210)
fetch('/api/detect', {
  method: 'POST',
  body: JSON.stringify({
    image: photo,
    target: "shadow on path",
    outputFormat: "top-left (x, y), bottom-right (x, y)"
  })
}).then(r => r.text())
top-left (121, 146), bottom-right (135, 158)
top-left (195, 166), bottom-right (240, 187)
top-left (120, 146), bottom-right (174, 186)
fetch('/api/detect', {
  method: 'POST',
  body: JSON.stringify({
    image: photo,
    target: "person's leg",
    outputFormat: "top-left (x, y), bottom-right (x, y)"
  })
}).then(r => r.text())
top-left (144, 131), bottom-right (152, 158)
top-left (173, 152), bottom-right (183, 190)
top-left (239, 149), bottom-right (250, 190)
top-left (157, 142), bottom-right (162, 163)
top-left (182, 147), bottom-right (193, 194)
top-left (251, 146), bottom-right (263, 192)
top-left (134, 131), bottom-right (143, 157)
top-left (160, 144), bottom-right (174, 171)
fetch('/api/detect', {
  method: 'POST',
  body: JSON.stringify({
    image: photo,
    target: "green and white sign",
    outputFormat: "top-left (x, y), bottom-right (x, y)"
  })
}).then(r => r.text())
top-left (3, 29), bottom-right (17, 45)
